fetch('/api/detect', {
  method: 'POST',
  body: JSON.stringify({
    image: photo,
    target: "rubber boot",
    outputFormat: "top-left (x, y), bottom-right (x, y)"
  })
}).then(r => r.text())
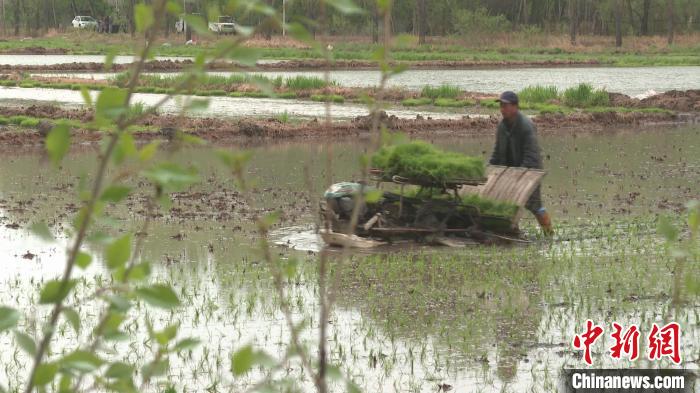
top-left (535, 209), bottom-right (554, 237)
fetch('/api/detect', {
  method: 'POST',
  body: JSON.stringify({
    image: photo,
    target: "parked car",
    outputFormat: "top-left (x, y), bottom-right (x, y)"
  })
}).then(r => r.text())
top-left (72, 16), bottom-right (98, 29)
top-left (208, 16), bottom-right (236, 34)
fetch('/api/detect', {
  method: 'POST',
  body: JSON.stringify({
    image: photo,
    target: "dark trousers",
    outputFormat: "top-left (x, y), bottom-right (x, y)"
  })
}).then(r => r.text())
top-left (525, 185), bottom-right (543, 214)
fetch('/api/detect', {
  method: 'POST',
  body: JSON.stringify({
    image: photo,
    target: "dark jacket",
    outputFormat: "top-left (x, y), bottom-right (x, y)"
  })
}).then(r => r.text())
top-left (489, 112), bottom-right (542, 169)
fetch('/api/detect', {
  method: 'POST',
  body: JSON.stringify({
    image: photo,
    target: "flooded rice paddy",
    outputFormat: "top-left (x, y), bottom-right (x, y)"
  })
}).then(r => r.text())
top-left (0, 125), bottom-right (698, 392)
top-left (30, 65), bottom-right (700, 96)
top-left (0, 86), bottom-right (469, 120)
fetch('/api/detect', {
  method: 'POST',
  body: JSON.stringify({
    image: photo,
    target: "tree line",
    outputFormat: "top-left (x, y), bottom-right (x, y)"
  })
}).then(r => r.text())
top-left (0, 0), bottom-right (697, 45)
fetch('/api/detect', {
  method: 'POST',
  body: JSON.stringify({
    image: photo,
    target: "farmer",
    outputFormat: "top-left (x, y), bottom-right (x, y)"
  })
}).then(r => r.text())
top-left (489, 91), bottom-right (553, 236)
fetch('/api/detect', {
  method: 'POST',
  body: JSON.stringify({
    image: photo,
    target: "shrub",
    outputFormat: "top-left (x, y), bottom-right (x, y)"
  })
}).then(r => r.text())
top-left (19, 81), bottom-right (36, 88)
top-left (453, 7), bottom-right (509, 35)
top-left (401, 97), bottom-right (433, 107)
top-left (518, 85), bottom-right (558, 104)
top-left (563, 83), bottom-right (609, 107)
top-left (0, 116), bottom-right (9, 125)
top-left (421, 84), bottom-right (461, 99)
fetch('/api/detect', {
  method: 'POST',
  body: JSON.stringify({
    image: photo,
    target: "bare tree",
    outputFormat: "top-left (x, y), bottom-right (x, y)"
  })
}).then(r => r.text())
top-left (667, 0), bottom-right (674, 44)
top-left (615, 0), bottom-right (622, 47)
top-left (569, 0), bottom-right (577, 45)
top-left (640, 0), bottom-right (651, 35)
top-left (416, 0), bottom-right (427, 44)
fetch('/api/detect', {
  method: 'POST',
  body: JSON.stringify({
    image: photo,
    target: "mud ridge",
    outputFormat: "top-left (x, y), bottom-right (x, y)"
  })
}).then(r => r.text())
top-left (0, 104), bottom-right (692, 147)
top-left (0, 58), bottom-right (602, 73)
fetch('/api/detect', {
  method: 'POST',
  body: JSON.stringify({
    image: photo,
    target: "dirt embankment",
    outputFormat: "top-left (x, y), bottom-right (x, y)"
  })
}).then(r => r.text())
top-left (609, 90), bottom-right (700, 112)
top-left (0, 58), bottom-right (603, 73)
top-left (0, 104), bottom-right (691, 147)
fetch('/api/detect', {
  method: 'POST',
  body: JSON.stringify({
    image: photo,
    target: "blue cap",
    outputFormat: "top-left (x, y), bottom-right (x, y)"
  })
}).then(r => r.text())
top-left (496, 91), bottom-right (519, 105)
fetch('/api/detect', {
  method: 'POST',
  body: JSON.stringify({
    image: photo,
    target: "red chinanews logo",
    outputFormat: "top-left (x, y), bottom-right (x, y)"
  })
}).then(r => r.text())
top-left (572, 320), bottom-right (681, 366)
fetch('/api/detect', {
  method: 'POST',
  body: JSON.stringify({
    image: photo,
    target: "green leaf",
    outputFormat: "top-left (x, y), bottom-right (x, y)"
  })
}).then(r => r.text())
top-left (61, 350), bottom-right (104, 373)
top-left (154, 324), bottom-right (178, 346)
top-left (33, 362), bottom-right (58, 386)
top-left (105, 234), bottom-right (132, 270)
top-left (14, 331), bottom-right (36, 355)
top-left (106, 295), bottom-right (132, 312)
top-left (103, 49), bottom-right (118, 72)
top-left (115, 262), bottom-right (151, 282)
top-left (75, 251), bottom-right (92, 269)
top-left (173, 338), bottom-right (200, 352)
top-left (101, 185), bottom-right (132, 203)
top-left (142, 359), bottom-right (169, 379)
top-left (80, 86), bottom-right (93, 106)
top-left (39, 279), bottom-right (78, 304)
top-left (182, 14), bottom-right (212, 37)
top-left (166, 1), bottom-right (183, 15)
top-left (95, 87), bottom-right (128, 121)
top-left (62, 307), bottom-right (80, 334)
top-left (231, 345), bottom-right (275, 376)
top-left (142, 163), bottom-right (199, 191)
top-left (286, 22), bottom-right (318, 48)
top-left (135, 4), bottom-right (155, 32)
top-left (231, 345), bottom-right (254, 376)
top-left (325, 0), bottom-right (364, 14)
top-left (139, 140), bottom-right (161, 162)
top-left (105, 362), bottom-right (134, 379)
top-left (0, 307), bottom-right (20, 332)
top-left (113, 132), bottom-right (137, 164)
top-left (229, 47), bottom-right (261, 67)
top-left (46, 123), bottom-right (71, 165)
top-left (657, 216), bottom-right (678, 242)
top-left (326, 364), bottom-right (343, 380)
top-left (29, 222), bottom-right (54, 242)
top-left (687, 200), bottom-right (699, 232)
top-left (136, 284), bottom-right (180, 309)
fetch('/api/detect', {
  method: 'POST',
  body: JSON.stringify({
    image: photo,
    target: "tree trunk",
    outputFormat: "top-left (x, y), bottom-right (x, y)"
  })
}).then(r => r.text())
top-left (416, 0), bottom-right (426, 44)
top-left (615, 0), bottom-right (622, 47)
top-left (371, 4), bottom-right (379, 44)
top-left (12, 0), bottom-right (18, 35)
top-left (666, 0), bottom-right (674, 45)
top-left (569, 0), bottom-right (577, 45)
top-left (640, 0), bottom-right (651, 35)
top-left (129, 0), bottom-right (135, 36)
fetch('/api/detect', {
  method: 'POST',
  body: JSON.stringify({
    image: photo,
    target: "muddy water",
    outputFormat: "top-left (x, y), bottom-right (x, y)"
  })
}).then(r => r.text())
top-left (0, 126), bottom-right (699, 392)
top-left (0, 86), bottom-right (470, 120)
top-left (32, 65), bottom-right (700, 96)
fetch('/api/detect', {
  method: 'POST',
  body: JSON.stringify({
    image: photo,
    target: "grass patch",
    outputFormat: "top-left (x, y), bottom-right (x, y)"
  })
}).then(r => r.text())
top-left (19, 118), bottom-right (40, 127)
top-left (371, 140), bottom-right (485, 182)
top-left (285, 76), bottom-right (330, 90)
top-left (0, 116), bottom-right (9, 125)
top-left (518, 85), bottom-right (558, 104)
top-left (421, 84), bottom-right (461, 99)
top-left (310, 94), bottom-right (345, 103)
top-left (434, 98), bottom-right (474, 107)
top-left (401, 97), bottom-right (433, 107)
top-left (9, 115), bottom-right (28, 125)
top-left (563, 83), bottom-right (609, 107)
